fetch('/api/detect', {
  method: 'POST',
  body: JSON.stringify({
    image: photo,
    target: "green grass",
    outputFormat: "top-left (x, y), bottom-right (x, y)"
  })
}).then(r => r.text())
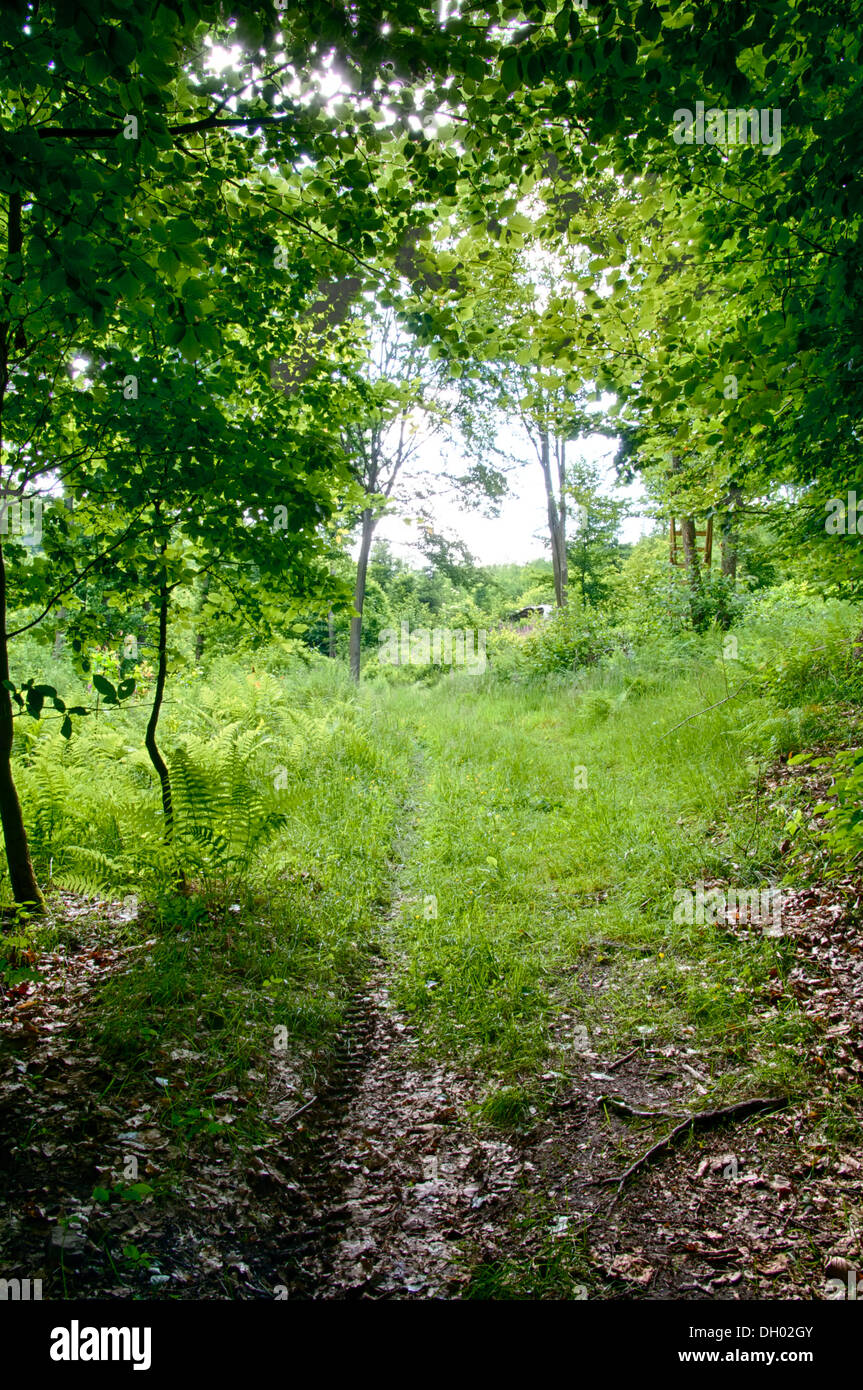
top-left (5, 596), bottom-right (861, 1169)
top-left (386, 665), bottom-right (772, 1071)
top-left (463, 1202), bottom-right (596, 1299)
top-left (381, 602), bottom-right (861, 1107)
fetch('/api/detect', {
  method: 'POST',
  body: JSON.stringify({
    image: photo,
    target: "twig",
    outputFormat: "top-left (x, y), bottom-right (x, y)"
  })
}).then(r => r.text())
top-left (606, 1047), bottom-right (640, 1072)
top-left (282, 1096), bottom-right (317, 1125)
top-left (659, 677), bottom-right (758, 739)
top-left (595, 1094), bottom-right (672, 1119)
top-left (584, 1096), bottom-right (788, 1194)
top-left (659, 637), bottom-right (860, 741)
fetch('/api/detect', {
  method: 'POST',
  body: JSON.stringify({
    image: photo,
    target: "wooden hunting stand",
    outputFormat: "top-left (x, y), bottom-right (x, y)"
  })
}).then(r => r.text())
top-left (669, 516), bottom-right (713, 568)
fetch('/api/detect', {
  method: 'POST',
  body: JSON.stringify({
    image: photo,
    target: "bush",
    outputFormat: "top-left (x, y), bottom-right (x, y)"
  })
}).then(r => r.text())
top-left (518, 605), bottom-right (617, 676)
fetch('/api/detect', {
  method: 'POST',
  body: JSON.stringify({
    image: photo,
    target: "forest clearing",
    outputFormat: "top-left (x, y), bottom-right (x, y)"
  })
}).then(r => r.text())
top-left (2, 609), bottom-right (862, 1312)
top-left (0, 0), bottom-right (861, 1363)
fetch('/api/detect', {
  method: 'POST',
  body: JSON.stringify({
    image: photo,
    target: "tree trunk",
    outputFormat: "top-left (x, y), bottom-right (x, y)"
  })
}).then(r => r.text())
top-left (0, 545), bottom-right (44, 908)
top-left (669, 453), bottom-right (703, 630)
top-left (680, 516), bottom-right (701, 583)
top-left (718, 484), bottom-right (741, 630)
top-left (327, 608), bottom-right (336, 659)
top-left (556, 432), bottom-right (568, 604)
top-left (52, 607), bottom-right (67, 658)
top-left (540, 429), bottom-right (567, 607)
top-left (144, 549), bottom-right (174, 839)
top-left (720, 483), bottom-right (742, 583)
top-left (680, 515), bottom-right (704, 629)
top-left (720, 530), bottom-right (738, 582)
top-left (349, 508), bottom-right (375, 683)
top-left (0, 191), bottom-right (43, 909)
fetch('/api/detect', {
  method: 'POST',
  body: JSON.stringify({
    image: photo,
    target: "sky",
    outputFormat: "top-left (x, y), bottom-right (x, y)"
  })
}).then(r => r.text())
top-left (372, 424), bottom-right (654, 567)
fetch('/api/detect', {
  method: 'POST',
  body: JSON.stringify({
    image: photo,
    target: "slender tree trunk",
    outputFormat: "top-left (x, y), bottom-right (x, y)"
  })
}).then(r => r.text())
top-left (540, 429), bottom-right (567, 607)
top-left (0, 544), bottom-right (44, 908)
top-left (680, 515), bottom-right (704, 629)
top-left (720, 483), bottom-right (742, 583)
top-left (0, 191), bottom-right (43, 909)
top-left (718, 484), bottom-right (741, 630)
top-left (52, 607), bottom-right (67, 658)
top-left (145, 547), bottom-right (174, 839)
top-left (326, 563), bottom-right (336, 658)
top-left (349, 507), bottom-right (375, 683)
top-left (680, 516), bottom-right (701, 581)
top-left (556, 432), bottom-right (568, 603)
top-left (669, 454), bottom-right (703, 630)
top-left (720, 530), bottom-right (738, 582)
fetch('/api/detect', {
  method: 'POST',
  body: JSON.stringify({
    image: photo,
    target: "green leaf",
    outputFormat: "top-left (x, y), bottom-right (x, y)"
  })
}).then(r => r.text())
top-left (501, 55), bottom-right (520, 90)
top-left (178, 328), bottom-right (201, 362)
top-left (92, 674), bottom-right (117, 701)
top-left (122, 1182), bottom-right (154, 1202)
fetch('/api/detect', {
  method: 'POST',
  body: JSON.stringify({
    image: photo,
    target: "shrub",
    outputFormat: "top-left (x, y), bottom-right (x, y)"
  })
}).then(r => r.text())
top-left (518, 604), bottom-right (617, 676)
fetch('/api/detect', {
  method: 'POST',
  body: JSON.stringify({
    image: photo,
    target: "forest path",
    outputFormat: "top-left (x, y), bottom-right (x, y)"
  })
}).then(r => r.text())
top-left (271, 698), bottom-right (863, 1301)
top-left (274, 736), bottom-right (525, 1298)
top-left (276, 970), bottom-right (523, 1298)
top-left (1, 695), bottom-right (860, 1301)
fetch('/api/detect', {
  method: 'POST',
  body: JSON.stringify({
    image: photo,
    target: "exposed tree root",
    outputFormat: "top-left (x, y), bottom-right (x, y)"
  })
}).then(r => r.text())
top-left (585, 1096), bottom-right (789, 1196)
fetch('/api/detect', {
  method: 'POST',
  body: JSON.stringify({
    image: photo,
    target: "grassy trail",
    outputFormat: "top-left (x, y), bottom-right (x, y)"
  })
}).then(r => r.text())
top-left (3, 633), bottom-right (861, 1299)
top-left (326, 668), bottom-right (860, 1299)
top-left (385, 667), bottom-right (806, 1106)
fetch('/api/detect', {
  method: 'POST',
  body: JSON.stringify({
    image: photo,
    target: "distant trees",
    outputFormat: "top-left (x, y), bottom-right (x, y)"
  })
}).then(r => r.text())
top-left (566, 458), bottom-right (629, 608)
top-left (340, 310), bottom-right (452, 682)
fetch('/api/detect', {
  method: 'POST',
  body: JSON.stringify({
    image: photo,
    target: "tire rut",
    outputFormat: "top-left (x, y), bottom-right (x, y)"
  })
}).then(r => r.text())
top-left (271, 968), bottom-right (523, 1300)
top-left (271, 981), bottom-right (383, 1296)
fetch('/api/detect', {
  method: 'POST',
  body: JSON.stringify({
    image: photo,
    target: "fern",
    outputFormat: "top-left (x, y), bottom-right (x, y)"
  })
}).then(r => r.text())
top-left (7, 655), bottom-right (374, 906)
